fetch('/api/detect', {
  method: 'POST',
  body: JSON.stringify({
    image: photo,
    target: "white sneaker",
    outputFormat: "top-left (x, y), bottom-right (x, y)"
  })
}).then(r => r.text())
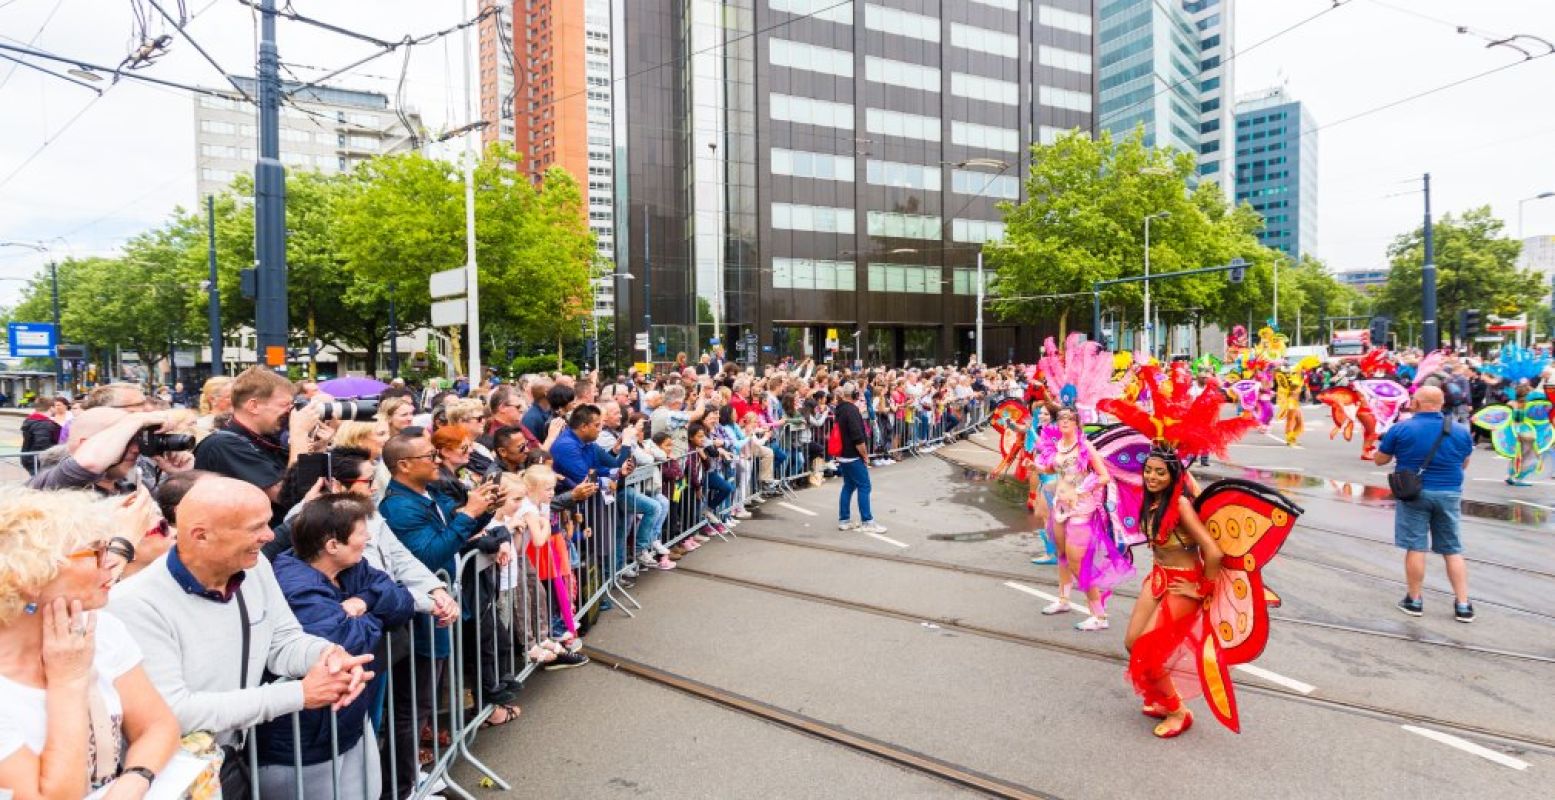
top-left (838, 520), bottom-right (860, 531)
top-left (1041, 600), bottom-right (1072, 615)
top-left (652, 541), bottom-right (671, 556)
top-left (856, 522), bottom-right (887, 534)
top-left (732, 507), bottom-right (752, 519)
top-left (1074, 615), bottom-right (1109, 632)
top-left (620, 564), bottom-right (640, 579)
top-left (637, 550), bottom-right (658, 569)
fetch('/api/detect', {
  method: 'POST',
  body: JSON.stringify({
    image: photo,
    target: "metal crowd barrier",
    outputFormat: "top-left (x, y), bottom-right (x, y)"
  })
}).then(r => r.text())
top-left (125, 390), bottom-right (1017, 799)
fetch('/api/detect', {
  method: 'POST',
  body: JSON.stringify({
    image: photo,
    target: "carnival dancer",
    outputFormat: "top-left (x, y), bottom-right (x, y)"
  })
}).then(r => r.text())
top-left (1035, 406), bottom-right (1134, 631)
top-left (1027, 405), bottom-right (1059, 565)
top-left (1473, 383), bottom-right (1551, 486)
top-left (1100, 364), bottom-right (1303, 738)
top-left (1274, 356), bottom-right (1320, 446)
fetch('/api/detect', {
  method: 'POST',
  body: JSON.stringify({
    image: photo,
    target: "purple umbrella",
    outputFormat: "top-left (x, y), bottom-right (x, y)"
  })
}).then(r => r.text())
top-left (317, 376), bottom-right (388, 399)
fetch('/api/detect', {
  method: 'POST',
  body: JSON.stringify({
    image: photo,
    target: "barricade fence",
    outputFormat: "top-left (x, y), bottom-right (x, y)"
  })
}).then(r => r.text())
top-left (39, 391), bottom-right (1008, 799)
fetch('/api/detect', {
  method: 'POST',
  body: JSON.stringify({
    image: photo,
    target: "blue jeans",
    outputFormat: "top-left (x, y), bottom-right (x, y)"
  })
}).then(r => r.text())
top-left (620, 487), bottom-right (668, 558)
top-left (704, 469), bottom-right (735, 518)
top-left (837, 459), bottom-right (873, 523)
top-left (1394, 489), bottom-right (1463, 555)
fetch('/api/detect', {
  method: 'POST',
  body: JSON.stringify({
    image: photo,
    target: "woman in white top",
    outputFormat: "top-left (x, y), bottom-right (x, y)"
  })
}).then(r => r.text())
top-left (0, 486), bottom-right (180, 799)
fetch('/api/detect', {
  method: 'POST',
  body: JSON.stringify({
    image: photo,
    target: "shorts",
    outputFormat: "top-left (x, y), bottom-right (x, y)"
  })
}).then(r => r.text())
top-left (1393, 489), bottom-right (1463, 555)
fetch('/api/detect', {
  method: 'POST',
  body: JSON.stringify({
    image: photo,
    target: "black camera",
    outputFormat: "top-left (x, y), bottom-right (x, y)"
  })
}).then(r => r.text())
top-left (136, 428), bottom-right (196, 457)
top-left (294, 398), bottom-right (379, 422)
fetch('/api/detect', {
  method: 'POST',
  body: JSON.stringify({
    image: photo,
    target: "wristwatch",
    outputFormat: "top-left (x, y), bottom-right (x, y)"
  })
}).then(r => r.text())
top-left (120, 766), bottom-right (156, 785)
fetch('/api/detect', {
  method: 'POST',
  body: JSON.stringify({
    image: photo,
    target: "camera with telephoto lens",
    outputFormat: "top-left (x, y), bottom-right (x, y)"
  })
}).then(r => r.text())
top-left (294, 397), bottom-right (379, 422)
top-left (136, 427), bottom-right (196, 457)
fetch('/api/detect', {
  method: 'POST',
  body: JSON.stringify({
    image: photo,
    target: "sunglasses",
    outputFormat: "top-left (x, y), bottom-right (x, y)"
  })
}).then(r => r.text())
top-left (68, 537), bottom-right (136, 567)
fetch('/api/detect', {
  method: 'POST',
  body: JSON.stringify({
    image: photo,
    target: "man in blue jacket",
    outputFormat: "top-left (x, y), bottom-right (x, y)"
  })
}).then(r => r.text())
top-left (378, 433), bottom-right (499, 798)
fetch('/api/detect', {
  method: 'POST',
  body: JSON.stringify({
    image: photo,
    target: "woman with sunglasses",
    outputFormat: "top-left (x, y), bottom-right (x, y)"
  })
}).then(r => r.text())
top-left (0, 486), bottom-right (180, 799)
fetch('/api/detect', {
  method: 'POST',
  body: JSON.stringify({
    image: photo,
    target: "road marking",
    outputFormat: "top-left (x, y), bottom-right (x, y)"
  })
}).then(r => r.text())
top-left (1002, 581), bottom-right (1091, 614)
top-left (1239, 466), bottom-right (1305, 473)
top-left (1511, 499), bottom-right (1555, 512)
top-left (777, 501), bottom-right (817, 517)
top-left (1233, 664), bottom-right (1314, 694)
top-left (864, 532), bottom-right (910, 548)
top-left (1401, 725), bottom-right (1530, 771)
top-left (1262, 432), bottom-right (1288, 445)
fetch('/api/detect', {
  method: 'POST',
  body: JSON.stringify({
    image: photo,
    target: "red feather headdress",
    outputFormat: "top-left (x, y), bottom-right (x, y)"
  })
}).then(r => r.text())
top-left (1097, 364), bottom-right (1257, 459)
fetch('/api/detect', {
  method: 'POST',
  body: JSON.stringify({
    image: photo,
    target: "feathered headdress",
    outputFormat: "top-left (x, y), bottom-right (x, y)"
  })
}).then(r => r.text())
top-left (1483, 345), bottom-right (1550, 385)
top-left (1411, 350), bottom-right (1449, 388)
top-left (1358, 348), bottom-right (1393, 378)
top-left (1097, 365), bottom-right (1258, 460)
top-left (1039, 333), bottom-right (1122, 412)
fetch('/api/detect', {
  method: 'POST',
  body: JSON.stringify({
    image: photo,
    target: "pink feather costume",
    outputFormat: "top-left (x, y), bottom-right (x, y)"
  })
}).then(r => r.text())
top-left (1036, 424), bottom-right (1135, 600)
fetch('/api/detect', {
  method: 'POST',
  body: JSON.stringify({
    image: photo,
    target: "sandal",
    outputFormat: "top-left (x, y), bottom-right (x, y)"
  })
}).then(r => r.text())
top-left (1153, 710), bottom-right (1194, 739)
top-left (419, 725), bottom-right (452, 748)
top-left (481, 703), bottom-right (521, 728)
top-left (1141, 704), bottom-right (1170, 720)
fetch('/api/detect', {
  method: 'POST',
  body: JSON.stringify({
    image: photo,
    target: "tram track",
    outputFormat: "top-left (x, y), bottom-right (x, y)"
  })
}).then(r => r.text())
top-left (583, 646), bottom-right (1060, 800)
top-left (729, 531), bottom-right (1555, 663)
top-left (665, 564), bottom-right (1555, 758)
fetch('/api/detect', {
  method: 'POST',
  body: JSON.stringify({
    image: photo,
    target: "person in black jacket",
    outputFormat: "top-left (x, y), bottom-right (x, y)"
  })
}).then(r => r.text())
top-left (833, 383), bottom-right (886, 534)
top-left (18, 396), bottom-right (62, 473)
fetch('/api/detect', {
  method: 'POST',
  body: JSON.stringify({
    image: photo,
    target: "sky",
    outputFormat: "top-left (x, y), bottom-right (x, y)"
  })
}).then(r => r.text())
top-left (1, 0), bottom-right (1553, 310)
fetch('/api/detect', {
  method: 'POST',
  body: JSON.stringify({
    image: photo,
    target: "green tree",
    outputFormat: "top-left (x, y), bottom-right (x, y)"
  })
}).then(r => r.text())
top-left (1378, 205), bottom-right (1542, 343)
top-left (989, 128), bottom-right (1276, 341)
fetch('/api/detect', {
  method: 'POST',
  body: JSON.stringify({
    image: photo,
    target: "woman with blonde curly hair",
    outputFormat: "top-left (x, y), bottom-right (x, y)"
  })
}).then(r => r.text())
top-left (193, 376), bottom-right (234, 440)
top-left (0, 487), bottom-right (180, 798)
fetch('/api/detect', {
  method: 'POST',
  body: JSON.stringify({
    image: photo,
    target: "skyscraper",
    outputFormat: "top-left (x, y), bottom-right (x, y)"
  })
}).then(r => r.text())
top-left (1096, 0), bottom-right (1233, 192)
top-left (1234, 87), bottom-right (1317, 260)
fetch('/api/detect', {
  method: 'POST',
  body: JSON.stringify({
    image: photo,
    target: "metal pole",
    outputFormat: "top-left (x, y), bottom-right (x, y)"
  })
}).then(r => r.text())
top-left (643, 205), bottom-right (652, 366)
top-left (1422, 173), bottom-right (1439, 351)
top-left (975, 249), bottom-right (984, 365)
top-left (1143, 216), bottom-right (1151, 356)
top-left (388, 297), bottom-right (399, 377)
top-left (1091, 285), bottom-right (1102, 345)
top-left (462, 0), bottom-right (481, 382)
top-left (207, 195), bottom-right (223, 375)
top-left (254, 0), bottom-right (288, 371)
top-left (1272, 257), bottom-right (1279, 329)
top-left (50, 260), bottom-right (62, 391)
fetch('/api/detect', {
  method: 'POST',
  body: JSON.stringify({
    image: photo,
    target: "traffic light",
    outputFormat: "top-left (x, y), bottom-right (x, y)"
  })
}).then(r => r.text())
top-left (1462, 308), bottom-right (1482, 337)
top-left (1227, 257), bottom-right (1247, 284)
top-left (1369, 315), bottom-right (1390, 345)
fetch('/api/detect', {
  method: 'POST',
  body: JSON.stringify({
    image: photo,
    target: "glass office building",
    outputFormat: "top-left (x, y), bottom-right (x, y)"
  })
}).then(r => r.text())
top-left (1234, 87), bottom-right (1317, 260)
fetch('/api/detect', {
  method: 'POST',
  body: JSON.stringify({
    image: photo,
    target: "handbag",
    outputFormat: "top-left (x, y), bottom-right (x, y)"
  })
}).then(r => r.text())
top-left (218, 590), bottom-right (254, 800)
top-left (1387, 416), bottom-right (1452, 502)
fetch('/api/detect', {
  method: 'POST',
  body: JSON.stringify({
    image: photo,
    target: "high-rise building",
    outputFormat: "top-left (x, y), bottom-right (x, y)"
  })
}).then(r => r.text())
top-left (609, 0), bottom-right (1098, 367)
top-left (479, 0), bottom-right (618, 320)
top-left (1234, 87), bottom-right (1317, 260)
top-left (192, 78), bottom-right (422, 200)
top-left (1095, 0), bottom-right (1233, 192)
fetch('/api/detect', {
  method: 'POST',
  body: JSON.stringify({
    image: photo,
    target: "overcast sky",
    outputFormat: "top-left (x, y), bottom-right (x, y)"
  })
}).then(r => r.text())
top-left (2, 0), bottom-right (1553, 309)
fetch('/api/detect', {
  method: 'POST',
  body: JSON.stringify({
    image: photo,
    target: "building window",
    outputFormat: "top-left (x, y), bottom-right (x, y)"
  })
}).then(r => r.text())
top-left (200, 120), bottom-right (238, 135)
top-left (952, 218), bottom-right (1005, 243)
top-left (1201, 98), bottom-right (1220, 113)
top-left (864, 3), bottom-right (939, 42)
top-left (950, 23), bottom-right (1018, 58)
top-left (952, 267), bottom-right (990, 296)
top-left (950, 72), bottom-right (1018, 106)
top-left (773, 257), bottom-right (857, 290)
top-left (1040, 4), bottom-right (1092, 34)
top-left (1201, 119), bottom-right (1220, 134)
top-left (771, 148), bottom-right (855, 182)
top-left (1200, 55), bottom-right (1221, 71)
top-left (866, 107), bottom-right (941, 142)
top-left (1201, 33), bottom-right (1222, 50)
top-left (951, 120), bottom-right (1019, 152)
top-left (952, 169), bottom-right (1018, 199)
top-left (1038, 45), bottom-right (1092, 75)
top-left (868, 263), bottom-right (943, 294)
top-left (970, 0), bottom-right (1017, 9)
top-left (771, 93), bottom-right (855, 130)
top-left (867, 210), bottom-right (940, 240)
top-left (865, 56), bottom-right (939, 93)
top-left (866, 159), bottom-right (941, 191)
top-left (773, 202), bottom-right (856, 234)
top-left (1199, 77), bottom-right (1221, 93)
top-left (1039, 85), bottom-right (1092, 113)
top-left (1199, 140), bottom-right (1220, 154)
top-left (770, 0), bottom-right (852, 25)
top-left (770, 38), bottom-right (854, 77)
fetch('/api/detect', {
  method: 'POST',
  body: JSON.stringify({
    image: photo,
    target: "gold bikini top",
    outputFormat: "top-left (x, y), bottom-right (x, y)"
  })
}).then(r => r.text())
top-left (1144, 505), bottom-right (1198, 552)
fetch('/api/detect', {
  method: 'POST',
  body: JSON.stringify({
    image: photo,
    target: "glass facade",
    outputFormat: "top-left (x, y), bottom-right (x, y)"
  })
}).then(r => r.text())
top-left (1234, 90), bottom-right (1318, 260)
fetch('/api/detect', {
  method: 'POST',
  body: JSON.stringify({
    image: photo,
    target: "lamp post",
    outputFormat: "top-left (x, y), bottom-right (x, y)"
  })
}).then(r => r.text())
top-left (1142, 211), bottom-right (1170, 357)
top-left (1518, 191), bottom-right (1555, 240)
top-left (947, 157), bottom-right (1010, 365)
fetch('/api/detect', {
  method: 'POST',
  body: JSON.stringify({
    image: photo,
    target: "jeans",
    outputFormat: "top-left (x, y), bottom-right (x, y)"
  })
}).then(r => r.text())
top-left (622, 487), bottom-right (668, 553)
top-left (704, 469), bottom-right (735, 517)
top-left (837, 458), bottom-right (873, 523)
top-left (1393, 489), bottom-right (1463, 555)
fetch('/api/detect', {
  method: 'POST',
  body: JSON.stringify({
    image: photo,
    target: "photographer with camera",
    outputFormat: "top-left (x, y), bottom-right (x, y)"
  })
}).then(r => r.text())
top-left (194, 367), bottom-right (334, 522)
top-left (27, 406), bottom-right (195, 494)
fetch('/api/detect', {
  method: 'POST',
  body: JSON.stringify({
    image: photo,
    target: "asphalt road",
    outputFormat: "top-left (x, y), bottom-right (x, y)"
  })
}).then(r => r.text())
top-left (453, 421), bottom-right (1555, 799)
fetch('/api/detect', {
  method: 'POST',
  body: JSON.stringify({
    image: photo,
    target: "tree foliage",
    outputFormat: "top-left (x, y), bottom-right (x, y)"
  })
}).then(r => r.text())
top-left (1378, 205), bottom-right (1543, 342)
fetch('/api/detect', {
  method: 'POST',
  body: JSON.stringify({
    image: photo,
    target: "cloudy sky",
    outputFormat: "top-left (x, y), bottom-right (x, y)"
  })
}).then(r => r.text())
top-left (1, 0), bottom-right (1553, 309)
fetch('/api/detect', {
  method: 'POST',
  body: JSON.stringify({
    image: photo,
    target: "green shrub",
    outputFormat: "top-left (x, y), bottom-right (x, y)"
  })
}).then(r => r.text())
top-left (509, 354), bottom-right (579, 378)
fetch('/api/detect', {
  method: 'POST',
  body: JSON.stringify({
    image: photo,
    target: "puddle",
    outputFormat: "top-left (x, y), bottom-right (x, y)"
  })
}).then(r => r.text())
top-left (1207, 467), bottom-right (1555, 531)
top-left (927, 530), bottom-right (1029, 542)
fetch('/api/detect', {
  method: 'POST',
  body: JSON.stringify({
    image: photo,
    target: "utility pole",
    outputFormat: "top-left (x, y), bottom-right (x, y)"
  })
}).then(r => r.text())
top-left (643, 205), bottom-right (653, 367)
top-left (461, 0), bottom-right (481, 382)
top-left (254, 0), bottom-right (288, 371)
top-left (49, 260), bottom-right (61, 391)
top-left (206, 195), bottom-right (223, 375)
top-left (1421, 173), bottom-right (1439, 351)
top-left (974, 249), bottom-right (983, 366)
top-left (387, 297), bottom-right (399, 377)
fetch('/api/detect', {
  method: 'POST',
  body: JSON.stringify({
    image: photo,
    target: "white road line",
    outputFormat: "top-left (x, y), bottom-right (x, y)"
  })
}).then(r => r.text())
top-left (1262, 432), bottom-right (1288, 445)
top-left (1233, 664), bottom-right (1315, 695)
top-left (864, 532), bottom-right (910, 548)
top-left (1002, 581), bottom-right (1091, 614)
top-left (776, 501), bottom-right (817, 517)
top-left (1401, 725), bottom-right (1530, 771)
top-left (1239, 466), bottom-right (1305, 473)
top-left (1511, 499), bottom-right (1555, 512)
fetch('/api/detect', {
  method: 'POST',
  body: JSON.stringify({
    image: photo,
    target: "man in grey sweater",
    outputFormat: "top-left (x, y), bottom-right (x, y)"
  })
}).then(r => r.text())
top-left (109, 476), bottom-right (373, 744)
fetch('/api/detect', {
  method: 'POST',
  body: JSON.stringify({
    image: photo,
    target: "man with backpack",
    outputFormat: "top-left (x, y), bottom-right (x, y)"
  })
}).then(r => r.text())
top-left (833, 382), bottom-right (885, 534)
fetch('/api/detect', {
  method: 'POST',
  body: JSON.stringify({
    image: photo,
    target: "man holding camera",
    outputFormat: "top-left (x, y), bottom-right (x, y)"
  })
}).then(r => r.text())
top-left (194, 367), bottom-right (324, 514)
top-left (27, 405), bottom-right (194, 494)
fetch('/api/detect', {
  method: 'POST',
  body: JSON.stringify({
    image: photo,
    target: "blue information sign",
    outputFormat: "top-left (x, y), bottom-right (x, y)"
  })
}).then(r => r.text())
top-left (6, 322), bottom-right (58, 358)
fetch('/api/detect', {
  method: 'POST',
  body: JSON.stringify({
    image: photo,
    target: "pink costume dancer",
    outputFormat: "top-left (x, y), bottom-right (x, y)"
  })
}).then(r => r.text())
top-left (1037, 407), bottom-right (1137, 631)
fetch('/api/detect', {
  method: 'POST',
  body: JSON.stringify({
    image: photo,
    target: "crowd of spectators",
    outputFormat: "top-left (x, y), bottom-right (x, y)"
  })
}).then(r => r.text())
top-left (0, 355), bottom-right (1006, 798)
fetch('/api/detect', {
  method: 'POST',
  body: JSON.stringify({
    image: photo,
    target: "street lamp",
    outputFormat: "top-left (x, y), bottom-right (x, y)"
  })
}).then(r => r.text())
top-left (1518, 191), bottom-right (1555, 240)
top-left (948, 157), bottom-right (1012, 366)
top-left (1142, 211), bottom-right (1170, 356)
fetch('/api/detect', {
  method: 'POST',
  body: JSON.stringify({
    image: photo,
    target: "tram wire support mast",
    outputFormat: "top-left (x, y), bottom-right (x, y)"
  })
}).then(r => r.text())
top-left (253, 0), bottom-right (288, 371)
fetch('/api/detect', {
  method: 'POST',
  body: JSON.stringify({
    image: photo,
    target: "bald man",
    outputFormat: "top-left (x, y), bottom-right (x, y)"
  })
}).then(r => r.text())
top-left (27, 405), bottom-right (192, 493)
top-left (110, 477), bottom-right (373, 743)
top-left (1374, 385), bottom-right (1476, 621)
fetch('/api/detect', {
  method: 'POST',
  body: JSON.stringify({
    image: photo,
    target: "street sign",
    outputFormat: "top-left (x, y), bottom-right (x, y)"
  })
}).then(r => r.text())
top-left (430, 297), bottom-right (466, 327)
top-left (634, 332), bottom-right (650, 352)
top-left (6, 322), bottom-right (57, 358)
top-left (56, 344), bottom-right (85, 360)
top-left (429, 268), bottom-right (467, 299)
top-left (174, 350), bottom-right (198, 368)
